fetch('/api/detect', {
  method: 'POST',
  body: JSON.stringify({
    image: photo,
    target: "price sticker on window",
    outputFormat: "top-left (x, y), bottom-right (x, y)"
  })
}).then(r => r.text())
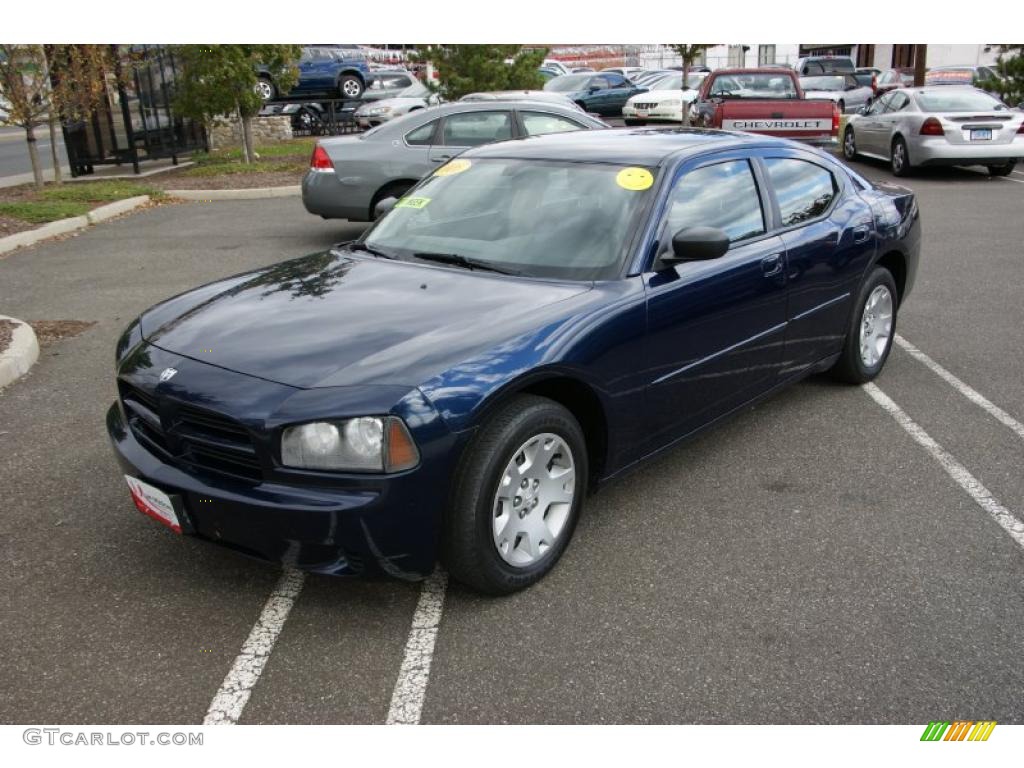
top-left (395, 196), bottom-right (431, 210)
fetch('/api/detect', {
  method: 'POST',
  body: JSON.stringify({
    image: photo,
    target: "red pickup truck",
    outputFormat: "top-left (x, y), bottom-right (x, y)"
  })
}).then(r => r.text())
top-left (691, 68), bottom-right (839, 144)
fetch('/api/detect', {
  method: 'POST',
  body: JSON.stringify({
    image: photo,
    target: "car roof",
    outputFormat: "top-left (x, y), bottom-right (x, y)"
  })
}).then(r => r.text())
top-left (462, 126), bottom-right (786, 166)
top-left (709, 68), bottom-right (796, 76)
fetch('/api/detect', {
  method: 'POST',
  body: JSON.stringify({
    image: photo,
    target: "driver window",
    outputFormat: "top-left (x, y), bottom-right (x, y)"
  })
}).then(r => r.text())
top-left (664, 160), bottom-right (765, 245)
top-left (590, 76), bottom-right (610, 90)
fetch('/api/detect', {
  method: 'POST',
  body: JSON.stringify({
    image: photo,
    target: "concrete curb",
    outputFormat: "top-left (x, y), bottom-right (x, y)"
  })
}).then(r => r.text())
top-left (0, 315), bottom-right (40, 390)
top-left (163, 186), bottom-right (301, 201)
top-left (0, 195), bottom-right (151, 257)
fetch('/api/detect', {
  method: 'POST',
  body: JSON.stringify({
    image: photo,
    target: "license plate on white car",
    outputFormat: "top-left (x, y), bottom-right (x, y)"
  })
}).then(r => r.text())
top-left (125, 475), bottom-right (182, 533)
top-left (971, 129), bottom-right (992, 141)
top-left (636, 110), bottom-right (648, 118)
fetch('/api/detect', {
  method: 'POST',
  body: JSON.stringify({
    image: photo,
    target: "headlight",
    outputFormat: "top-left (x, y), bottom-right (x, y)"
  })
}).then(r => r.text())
top-left (280, 417), bottom-right (419, 472)
top-left (367, 106), bottom-right (392, 115)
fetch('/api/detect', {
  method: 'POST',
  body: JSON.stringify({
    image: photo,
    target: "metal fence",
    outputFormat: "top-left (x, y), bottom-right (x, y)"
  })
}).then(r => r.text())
top-left (259, 98), bottom-right (365, 138)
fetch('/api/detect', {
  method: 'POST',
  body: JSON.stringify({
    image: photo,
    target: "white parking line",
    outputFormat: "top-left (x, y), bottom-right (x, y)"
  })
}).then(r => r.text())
top-left (997, 175), bottom-right (1024, 184)
top-left (895, 335), bottom-right (1024, 443)
top-left (864, 383), bottom-right (1024, 551)
top-left (386, 568), bottom-right (449, 725)
top-left (203, 568), bottom-right (306, 725)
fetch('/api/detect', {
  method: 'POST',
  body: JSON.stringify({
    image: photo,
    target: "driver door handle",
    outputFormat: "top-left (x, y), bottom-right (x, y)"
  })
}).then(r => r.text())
top-left (852, 223), bottom-right (871, 243)
top-left (761, 253), bottom-right (784, 278)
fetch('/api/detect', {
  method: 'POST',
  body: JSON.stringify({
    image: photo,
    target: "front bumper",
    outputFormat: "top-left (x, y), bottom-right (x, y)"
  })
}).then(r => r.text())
top-left (622, 105), bottom-right (683, 123)
top-left (910, 135), bottom-right (1024, 166)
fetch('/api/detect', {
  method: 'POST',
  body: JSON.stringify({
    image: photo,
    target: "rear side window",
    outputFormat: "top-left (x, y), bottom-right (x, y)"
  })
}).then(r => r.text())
top-left (520, 111), bottom-right (586, 137)
top-left (441, 111), bottom-right (513, 147)
top-left (405, 120), bottom-right (437, 146)
top-left (765, 158), bottom-right (837, 226)
top-left (665, 160), bottom-right (765, 243)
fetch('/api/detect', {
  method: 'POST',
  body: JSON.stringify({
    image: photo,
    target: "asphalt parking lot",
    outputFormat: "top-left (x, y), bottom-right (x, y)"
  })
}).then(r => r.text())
top-left (1, 150), bottom-right (1023, 725)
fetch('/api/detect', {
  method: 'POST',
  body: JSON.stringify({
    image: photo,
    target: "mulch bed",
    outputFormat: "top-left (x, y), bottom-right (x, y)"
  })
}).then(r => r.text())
top-left (0, 215), bottom-right (34, 237)
top-left (29, 319), bottom-right (95, 346)
top-left (146, 169), bottom-right (304, 190)
top-left (0, 318), bottom-right (17, 355)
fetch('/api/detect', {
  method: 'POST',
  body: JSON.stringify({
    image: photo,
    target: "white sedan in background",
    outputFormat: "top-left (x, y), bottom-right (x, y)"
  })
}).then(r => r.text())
top-left (799, 74), bottom-right (874, 114)
top-left (354, 81), bottom-right (440, 128)
top-left (622, 72), bottom-right (706, 125)
top-left (842, 86), bottom-right (1024, 177)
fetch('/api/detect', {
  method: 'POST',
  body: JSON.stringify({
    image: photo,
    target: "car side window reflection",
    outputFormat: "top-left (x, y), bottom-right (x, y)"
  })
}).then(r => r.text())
top-left (520, 112), bottom-right (586, 137)
top-left (665, 160), bottom-right (765, 244)
top-left (405, 120), bottom-right (437, 146)
top-left (441, 111), bottom-right (513, 147)
top-left (765, 158), bottom-right (837, 227)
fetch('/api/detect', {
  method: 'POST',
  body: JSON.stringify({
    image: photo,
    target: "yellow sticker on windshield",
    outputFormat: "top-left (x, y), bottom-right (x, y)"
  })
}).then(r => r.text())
top-left (616, 167), bottom-right (654, 191)
top-left (396, 196), bottom-right (431, 209)
top-left (434, 158), bottom-right (472, 177)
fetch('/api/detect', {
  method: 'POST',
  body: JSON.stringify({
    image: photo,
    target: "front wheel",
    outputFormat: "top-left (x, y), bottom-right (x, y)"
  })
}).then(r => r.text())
top-left (988, 161), bottom-right (1016, 177)
top-left (254, 76), bottom-right (276, 102)
top-left (338, 75), bottom-right (364, 99)
top-left (442, 395), bottom-right (588, 595)
top-left (891, 136), bottom-right (911, 177)
top-left (830, 266), bottom-right (898, 384)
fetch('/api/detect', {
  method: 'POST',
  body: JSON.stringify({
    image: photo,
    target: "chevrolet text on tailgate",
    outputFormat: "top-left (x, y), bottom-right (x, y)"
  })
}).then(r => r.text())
top-left (693, 68), bottom-right (839, 144)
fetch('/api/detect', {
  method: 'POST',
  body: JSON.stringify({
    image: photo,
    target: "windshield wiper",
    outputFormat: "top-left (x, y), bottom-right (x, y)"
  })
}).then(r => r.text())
top-left (412, 252), bottom-right (521, 276)
top-left (350, 243), bottom-right (397, 259)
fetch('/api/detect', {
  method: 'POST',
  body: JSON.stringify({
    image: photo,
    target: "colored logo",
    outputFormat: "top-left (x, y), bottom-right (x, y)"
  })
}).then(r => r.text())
top-left (920, 721), bottom-right (996, 742)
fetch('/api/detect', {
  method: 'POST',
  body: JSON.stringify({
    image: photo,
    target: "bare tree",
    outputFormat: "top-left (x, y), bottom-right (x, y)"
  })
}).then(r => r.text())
top-left (0, 44), bottom-right (53, 188)
top-left (667, 45), bottom-right (715, 126)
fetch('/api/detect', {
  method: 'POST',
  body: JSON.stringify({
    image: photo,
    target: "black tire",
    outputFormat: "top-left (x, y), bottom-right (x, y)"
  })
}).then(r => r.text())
top-left (843, 126), bottom-right (859, 161)
top-left (338, 75), bottom-right (364, 100)
top-left (624, 119), bottom-right (645, 126)
top-left (830, 266), bottom-right (899, 384)
top-left (890, 135), bottom-right (911, 177)
top-left (369, 181), bottom-right (414, 220)
top-left (988, 161), bottom-right (1016, 177)
top-left (442, 395), bottom-right (588, 595)
top-left (255, 76), bottom-right (276, 102)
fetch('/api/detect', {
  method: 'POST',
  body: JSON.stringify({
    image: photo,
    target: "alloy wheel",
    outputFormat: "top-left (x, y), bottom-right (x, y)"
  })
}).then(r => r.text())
top-left (342, 79), bottom-right (362, 97)
top-left (892, 141), bottom-right (905, 173)
top-left (491, 432), bottom-right (576, 567)
top-left (255, 80), bottom-right (274, 101)
top-left (844, 128), bottom-right (856, 159)
top-left (859, 285), bottom-right (894, 368)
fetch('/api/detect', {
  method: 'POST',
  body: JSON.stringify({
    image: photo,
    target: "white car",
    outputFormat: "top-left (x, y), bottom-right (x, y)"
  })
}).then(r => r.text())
top-left (354, 82), bottom-right (441, 129)
top-left (622, 72), bottom-right (705, 125)
top-left (799, 74), bottom-right (873, 114)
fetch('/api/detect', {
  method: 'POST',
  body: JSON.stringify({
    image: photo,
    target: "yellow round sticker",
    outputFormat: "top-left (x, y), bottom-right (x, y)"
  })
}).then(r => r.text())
top-left (434, 158), bottom-right (472, 177)
top-left (616, 167), bottom-right (654, 191)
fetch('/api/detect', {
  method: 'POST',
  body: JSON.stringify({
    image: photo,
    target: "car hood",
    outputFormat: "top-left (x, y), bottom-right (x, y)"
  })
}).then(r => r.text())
top-left (139, 250), bottom-right (591, 390)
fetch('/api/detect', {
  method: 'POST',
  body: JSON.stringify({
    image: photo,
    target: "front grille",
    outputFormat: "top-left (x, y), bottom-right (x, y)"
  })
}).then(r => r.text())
top-left (171, 403), bottom-right (263, 483)
top-left (119, 381), bottom-right (263, 483)
top-left (119, 382), bottom-right (169, 454)
top-left (633, 102), bottom-right (659, 110)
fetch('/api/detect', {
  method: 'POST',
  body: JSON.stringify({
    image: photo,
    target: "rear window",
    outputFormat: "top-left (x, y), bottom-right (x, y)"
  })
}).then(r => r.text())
top-left (925, 69), bottom-right (975, 84)
top-left (800, 76), bottom-right (845, 91)
top-left (709, 73), bottom-right (798, 99)
top-left (915, 90), bottom-right (1005, 112)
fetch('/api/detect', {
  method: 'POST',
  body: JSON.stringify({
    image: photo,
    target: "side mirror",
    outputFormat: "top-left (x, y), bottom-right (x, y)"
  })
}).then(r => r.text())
top-left (659, 226), bottom-right (730, 267)
top-left (374, 196), bottom-right (398, 219)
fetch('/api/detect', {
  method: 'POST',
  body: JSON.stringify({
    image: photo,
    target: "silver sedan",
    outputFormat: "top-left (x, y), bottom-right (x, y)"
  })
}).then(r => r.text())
top-left (842, 86), bottom-right (1024, 177)
top-left (799, 74), bottom-right (873, 114)
top-left (354, 81), bottom-right (439, 128)
top-left (303, 100), bottom-right (607, 221)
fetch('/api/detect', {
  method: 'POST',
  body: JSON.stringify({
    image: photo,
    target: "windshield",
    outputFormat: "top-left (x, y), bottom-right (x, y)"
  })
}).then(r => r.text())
top-left (710, 73), bottom-right (798, 99)
top-left (361, 158), bottom-right (656, 280)
top-left (916, 89), bottom-right (1004, 112)
top-left (397, 81), bottom-right (430, 98)
top-left (544, 74), bottom-right (593, 93)
top-left (800, 75), bottom-right (845, 91)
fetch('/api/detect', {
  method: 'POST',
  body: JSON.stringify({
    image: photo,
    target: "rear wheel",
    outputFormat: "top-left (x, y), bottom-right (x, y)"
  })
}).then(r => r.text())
top-left (988, 161), bottom-right (1016, 177)
top-left (843, 126), bottom-right (859, 160)
top-left (890, 136), bottom-right (911, 177)
top-left (830, 266), bottom-right (898, 384)
top-left (442, 395), bottom-right (588, 595)
top-left (338, 75), bottom-right (364, 99)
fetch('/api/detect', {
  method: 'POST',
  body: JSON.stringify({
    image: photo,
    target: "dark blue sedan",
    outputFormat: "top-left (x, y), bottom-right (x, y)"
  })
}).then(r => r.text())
top-left (108, 129), bottom-right (920, 594)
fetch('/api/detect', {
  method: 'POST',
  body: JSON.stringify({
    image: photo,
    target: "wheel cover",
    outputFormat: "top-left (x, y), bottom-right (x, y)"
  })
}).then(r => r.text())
top-left (892, 141), bottom-right (905, 171)
top-left (844, 129), bottom-right (856, 157)
top-left (342, 79), bottom-right (361, 97)
top-left (255, 81), bottom-right (273, 100)
top-left (492, 432), bottom-right (576, 567)
top-left (859, 285), bottom-right (894, 368)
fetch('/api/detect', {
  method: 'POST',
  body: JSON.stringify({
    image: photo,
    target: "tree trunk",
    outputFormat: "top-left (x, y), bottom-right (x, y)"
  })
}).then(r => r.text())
top-left (240, 112), bottom-right (256, 164)
top-left (913, 45), bottom-right (927, 88)
top-left (48, 112), bottom-right (62, 184)
top-left (681, 59), bottom-right (691, 127)
top-left (24, 124), bottom-right (45, 189)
